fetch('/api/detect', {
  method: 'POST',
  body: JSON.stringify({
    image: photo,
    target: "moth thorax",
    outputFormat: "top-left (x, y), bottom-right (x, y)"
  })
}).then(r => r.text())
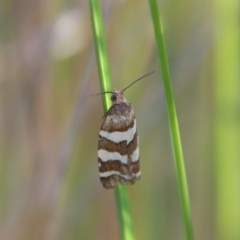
top-left (111, 90), bottom-right (127, 104)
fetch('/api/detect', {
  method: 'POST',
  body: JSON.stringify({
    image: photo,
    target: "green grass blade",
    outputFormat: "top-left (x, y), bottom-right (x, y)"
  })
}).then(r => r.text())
top-left (115, 186), bottom-right (135, 240)
top-left (89, 0), bottom-right (112, 109)
top-left (148, 1), bottom-right (194, 239)
top-left (89, 1), bottom-right (135, 239)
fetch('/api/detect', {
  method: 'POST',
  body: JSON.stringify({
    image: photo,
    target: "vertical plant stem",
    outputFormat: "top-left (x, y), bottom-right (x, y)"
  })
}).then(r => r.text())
top-left (89, 0), bottom-right (112, 108)
top-left (89, 1), bottom-right (135, 239)
top-left (148, 1), bottom-right (194, 239)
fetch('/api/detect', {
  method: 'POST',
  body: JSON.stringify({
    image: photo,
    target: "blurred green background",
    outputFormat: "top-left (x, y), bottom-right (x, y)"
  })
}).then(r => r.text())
top-left (0, 0), bottom-right (239, 239)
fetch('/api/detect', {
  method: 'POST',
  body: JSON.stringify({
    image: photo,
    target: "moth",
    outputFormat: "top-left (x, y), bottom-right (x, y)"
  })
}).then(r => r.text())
top-left (97, 71), bottom-right (155, 189)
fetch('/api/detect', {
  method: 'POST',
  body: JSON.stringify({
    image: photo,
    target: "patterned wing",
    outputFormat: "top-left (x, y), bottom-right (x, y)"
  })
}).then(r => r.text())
top-left (98, 103), bottom-right (140, 188)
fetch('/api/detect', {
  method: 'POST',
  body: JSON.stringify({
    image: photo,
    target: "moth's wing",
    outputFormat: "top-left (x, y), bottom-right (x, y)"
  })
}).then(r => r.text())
top-left (127, 117), bottom-right (141, 182)
top-left (98, 105), bottom-right (137, 188)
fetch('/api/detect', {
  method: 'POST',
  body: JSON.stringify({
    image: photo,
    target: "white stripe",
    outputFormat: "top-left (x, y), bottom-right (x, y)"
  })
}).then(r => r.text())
top-left (98, 149), bottom-right (128, 164)
top-left (99, 119), bottom-right (136, 144)
top-left (100, 170), bottom-right (141, 179)
top-left (135, 171), bottom-right (141, 178)
top-left (131, 146), bottom-right (139, 162)
top-left (100, 171), bottom-right (131, 179)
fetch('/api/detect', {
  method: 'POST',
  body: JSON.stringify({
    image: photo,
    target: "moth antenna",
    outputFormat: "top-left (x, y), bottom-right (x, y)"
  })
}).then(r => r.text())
top-left (121, 71), bottom-right (155, 93)
top-left (91, 91), bottom-right (113, 97)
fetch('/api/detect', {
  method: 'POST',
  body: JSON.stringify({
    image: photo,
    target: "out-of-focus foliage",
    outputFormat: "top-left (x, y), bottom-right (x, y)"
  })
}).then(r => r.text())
top-left (0, 0), bottom-right (239, 240)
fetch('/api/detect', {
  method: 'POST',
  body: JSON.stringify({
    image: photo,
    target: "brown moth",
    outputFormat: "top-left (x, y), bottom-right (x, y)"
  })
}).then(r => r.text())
top-left (97, 71), bottom-right (155, 189)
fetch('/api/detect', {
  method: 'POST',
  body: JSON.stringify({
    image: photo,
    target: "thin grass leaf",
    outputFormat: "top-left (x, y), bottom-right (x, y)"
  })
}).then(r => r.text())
top-left (148, 0), bottom-right (194, 239)
top-left (89, 1), bottom-right (135, 239)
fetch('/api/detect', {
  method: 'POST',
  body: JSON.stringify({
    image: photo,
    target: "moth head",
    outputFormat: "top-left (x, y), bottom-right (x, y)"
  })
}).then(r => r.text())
top-left (110, 90), bottom-right (127, 104)
top-left (92, 71), bottom-right (155, 104)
